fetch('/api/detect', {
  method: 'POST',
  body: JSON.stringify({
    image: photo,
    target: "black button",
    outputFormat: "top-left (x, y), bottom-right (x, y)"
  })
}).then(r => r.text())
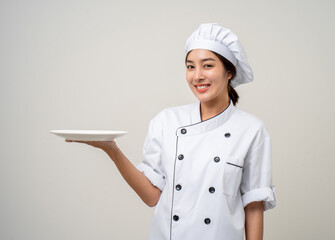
top-left (173, 215), bottom-right (179, 221)
top-left (225, 133), bottom-right (231, 138)
top-left (209, 187), bottom-right (215, 193)
top-left (214, 156), bottom-right (220, 163)
top-left (204, 218), bottom-right (211, 224)
top-left (181, 128), bottom-right (187, 134)
top-left (176, 184), bottom-right (182, 191)
top-left (178, 154), bottom-right (184, 160)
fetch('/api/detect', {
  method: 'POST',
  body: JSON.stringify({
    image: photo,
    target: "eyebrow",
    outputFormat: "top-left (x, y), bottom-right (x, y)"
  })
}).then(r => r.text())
top-left (186, 58), bottom-right (216, 63)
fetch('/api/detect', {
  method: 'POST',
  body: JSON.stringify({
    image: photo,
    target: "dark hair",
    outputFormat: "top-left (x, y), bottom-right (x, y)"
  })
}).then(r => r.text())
top-left (185, 50), bottom-right (239, 105)
top-left (211, 52), bottom-right (239, 105)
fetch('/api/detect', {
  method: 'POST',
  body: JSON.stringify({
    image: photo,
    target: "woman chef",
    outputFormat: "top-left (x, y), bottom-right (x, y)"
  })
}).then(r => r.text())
top-left (67, 23), bottom-right (276, 240)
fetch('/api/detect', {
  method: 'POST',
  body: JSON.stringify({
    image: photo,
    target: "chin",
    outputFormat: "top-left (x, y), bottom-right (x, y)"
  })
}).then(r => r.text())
top-left (196, 96), bottom-right (212, 103)
top-left (192, 90), bottom-right (219, 103)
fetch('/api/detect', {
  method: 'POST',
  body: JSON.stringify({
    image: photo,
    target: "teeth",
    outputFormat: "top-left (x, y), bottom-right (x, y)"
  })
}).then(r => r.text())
top-left (197, 85), bottom-right (209, 90)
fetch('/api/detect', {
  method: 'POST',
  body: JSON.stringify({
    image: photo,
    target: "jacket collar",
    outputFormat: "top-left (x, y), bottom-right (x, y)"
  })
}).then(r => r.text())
top-left (176, 100), bottom-right (236, 136)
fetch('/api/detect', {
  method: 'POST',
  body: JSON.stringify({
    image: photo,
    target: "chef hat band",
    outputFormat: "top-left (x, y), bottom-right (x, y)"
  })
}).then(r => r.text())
top-left (186, 40), bottom-right (237, 66)
top-left (185, 23), bottom-right (254, 88)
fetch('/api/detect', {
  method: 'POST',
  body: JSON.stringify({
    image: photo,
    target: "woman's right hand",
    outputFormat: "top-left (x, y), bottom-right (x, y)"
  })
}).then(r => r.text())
top-left (65, 139), bottom-right (118, 158)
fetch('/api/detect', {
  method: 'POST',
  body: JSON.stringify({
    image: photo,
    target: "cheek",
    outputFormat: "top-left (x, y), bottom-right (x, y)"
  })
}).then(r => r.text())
top-left (208, 69), bottom-right (223, 80)
top-left (186, 72), bottom-right (193, 85)
top-left (209, 71), bottom-right (228, 85)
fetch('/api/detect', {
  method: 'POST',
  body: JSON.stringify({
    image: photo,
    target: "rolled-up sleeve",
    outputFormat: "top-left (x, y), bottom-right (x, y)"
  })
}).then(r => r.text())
top-left (136, 113), bottom-right (166, 191)
top-left (240, 128), bottom-right (276, 211)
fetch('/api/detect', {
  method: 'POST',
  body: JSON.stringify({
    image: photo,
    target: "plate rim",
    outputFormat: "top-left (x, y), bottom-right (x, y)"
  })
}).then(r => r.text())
top-left (50, 130), bottom-right (128, 135)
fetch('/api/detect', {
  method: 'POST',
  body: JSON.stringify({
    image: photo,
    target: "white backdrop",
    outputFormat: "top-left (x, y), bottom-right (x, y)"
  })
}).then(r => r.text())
top-left (1, 0), bottom-right (335, 239)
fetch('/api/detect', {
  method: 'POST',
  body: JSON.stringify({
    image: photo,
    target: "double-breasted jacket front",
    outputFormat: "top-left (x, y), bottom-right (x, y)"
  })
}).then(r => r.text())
top-left (137, 101), bottom-right (276, 240)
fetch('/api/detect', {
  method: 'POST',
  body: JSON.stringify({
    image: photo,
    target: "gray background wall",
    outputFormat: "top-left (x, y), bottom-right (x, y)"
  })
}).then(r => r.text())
top-left (1, 0), bottom-right (334, 239)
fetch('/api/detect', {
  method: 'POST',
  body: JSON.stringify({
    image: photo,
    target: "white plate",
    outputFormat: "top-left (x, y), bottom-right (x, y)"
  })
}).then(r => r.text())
top-left (50, 130), bottom-right (127, 141)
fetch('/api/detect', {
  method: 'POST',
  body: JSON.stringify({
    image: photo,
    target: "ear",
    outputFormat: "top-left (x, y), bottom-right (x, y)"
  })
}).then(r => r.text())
top-left (227, 71), bottom-right (233, 80)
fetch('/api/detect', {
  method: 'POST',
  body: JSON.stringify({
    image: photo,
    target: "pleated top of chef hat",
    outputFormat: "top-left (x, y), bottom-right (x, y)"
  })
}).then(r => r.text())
top-left (185, 23), bottom-right (253, 88)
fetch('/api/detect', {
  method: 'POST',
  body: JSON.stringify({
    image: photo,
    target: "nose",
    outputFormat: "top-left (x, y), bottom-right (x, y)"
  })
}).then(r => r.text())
top-left (194, 68), bottom-right (204, 82)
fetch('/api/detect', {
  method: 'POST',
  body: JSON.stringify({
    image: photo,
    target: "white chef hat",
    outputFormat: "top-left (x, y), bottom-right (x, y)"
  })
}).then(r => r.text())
top-left (185, 23), bottom-right (253, 88)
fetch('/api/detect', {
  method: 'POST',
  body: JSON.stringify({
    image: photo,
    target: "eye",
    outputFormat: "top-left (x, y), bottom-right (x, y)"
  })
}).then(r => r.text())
top-left (204, 64), bottom-right (213, 68)
top-left (186, 65), bottom-right (194, 69)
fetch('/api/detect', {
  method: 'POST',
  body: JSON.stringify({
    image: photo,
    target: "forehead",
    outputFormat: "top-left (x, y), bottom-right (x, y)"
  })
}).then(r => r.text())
top-left (186, 49), bottom-right (218, 61)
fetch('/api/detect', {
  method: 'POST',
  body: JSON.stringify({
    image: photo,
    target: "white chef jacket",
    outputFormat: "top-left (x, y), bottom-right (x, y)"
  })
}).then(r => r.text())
top-left (137, 100), bottom-right (276, 240)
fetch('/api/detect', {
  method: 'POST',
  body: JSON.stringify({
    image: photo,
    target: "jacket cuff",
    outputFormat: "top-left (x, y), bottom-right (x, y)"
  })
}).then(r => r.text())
top-left (242, 186), bottom-right (276, 211)
top-left (136, 163), bottom-right (166, 191)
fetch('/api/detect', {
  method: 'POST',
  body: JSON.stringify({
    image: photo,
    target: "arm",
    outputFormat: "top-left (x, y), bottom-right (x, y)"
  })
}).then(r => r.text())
top-left (66, 140), bottom-right (161, 207)
top-left (244, 201), bottom-right (264, 240)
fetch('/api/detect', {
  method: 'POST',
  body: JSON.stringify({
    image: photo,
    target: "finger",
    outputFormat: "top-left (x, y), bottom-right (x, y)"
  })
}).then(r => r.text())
top-left (65, 139), bottom-right (87, 144)
top-left (72, 140), bottom-right (88, 144)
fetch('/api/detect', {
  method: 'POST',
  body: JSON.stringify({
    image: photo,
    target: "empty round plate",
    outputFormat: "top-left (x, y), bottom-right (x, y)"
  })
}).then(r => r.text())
top-left (50, 130), bottom-right (127, 141)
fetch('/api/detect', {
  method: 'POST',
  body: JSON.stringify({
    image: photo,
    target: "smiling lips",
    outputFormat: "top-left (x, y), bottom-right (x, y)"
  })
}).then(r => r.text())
top-left (195, 84), bottom-right (210, 92)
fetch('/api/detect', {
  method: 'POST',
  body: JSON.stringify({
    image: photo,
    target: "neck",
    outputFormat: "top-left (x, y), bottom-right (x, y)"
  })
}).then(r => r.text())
top-left (200, 96), bottom-right (230, 121)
